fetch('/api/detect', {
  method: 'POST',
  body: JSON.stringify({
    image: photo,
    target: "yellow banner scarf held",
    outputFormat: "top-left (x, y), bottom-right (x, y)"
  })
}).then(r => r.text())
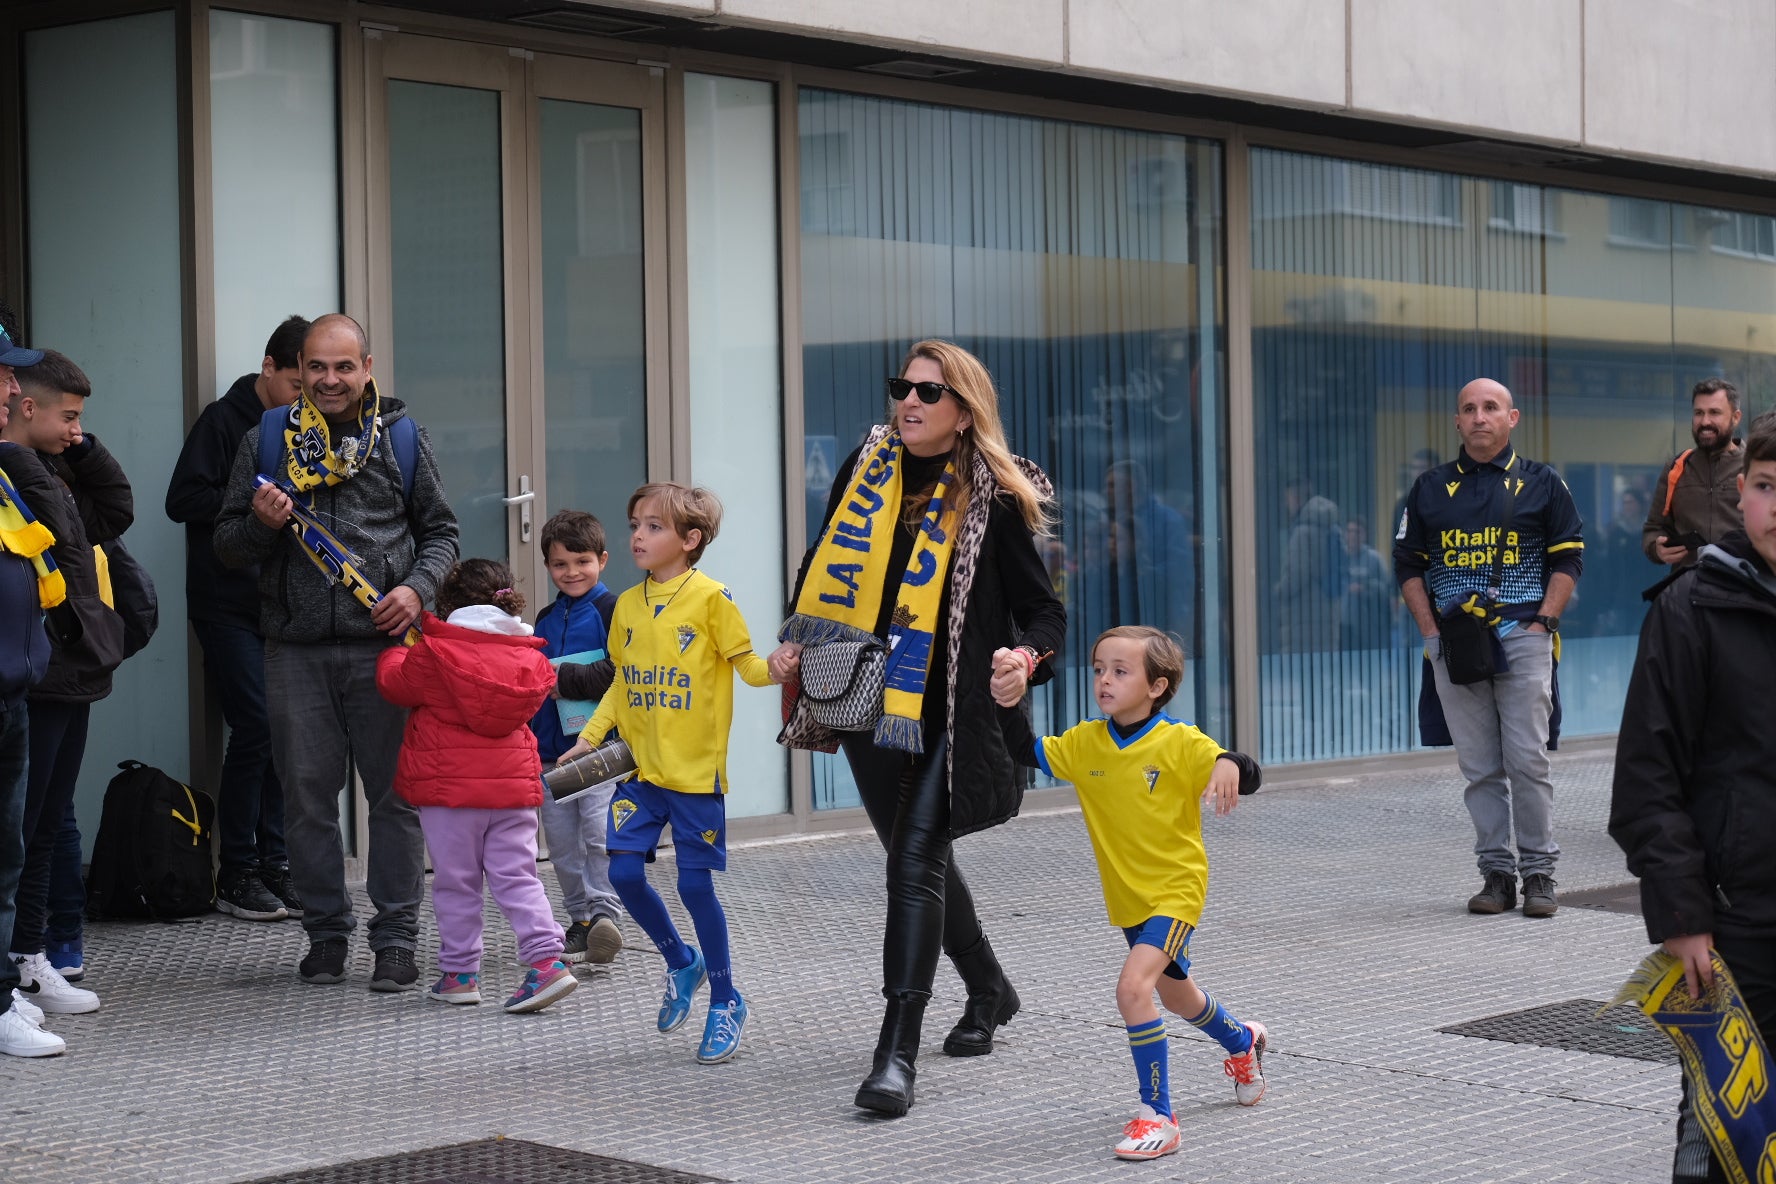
top-left (0, 464), bottom-right (65, 608)
top-left (1608, 948), bottom-right (1776, 1182)
top-left (784, 431), bottom-right (957, 753)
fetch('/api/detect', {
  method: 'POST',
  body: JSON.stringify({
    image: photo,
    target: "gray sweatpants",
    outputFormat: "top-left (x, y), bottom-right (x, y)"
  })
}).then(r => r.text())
top-left (538, 778), bottom-right (622, 923)
top-left (1429, 627), bottom-right (1560, 878)
top-left (264, 638), bottom-right (424, 951)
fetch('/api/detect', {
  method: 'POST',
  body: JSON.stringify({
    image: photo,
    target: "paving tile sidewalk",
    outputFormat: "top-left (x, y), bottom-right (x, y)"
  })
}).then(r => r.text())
top-left (1, 745), bottom-right (1675, 1183)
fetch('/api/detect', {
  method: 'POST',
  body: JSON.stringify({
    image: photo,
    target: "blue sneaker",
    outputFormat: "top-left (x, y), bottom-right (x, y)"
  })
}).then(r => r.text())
top-left (46, 939), bottom-right (84, 983)
top-left (697, 994), bottom-right (749, 1064)
top-left (656, 947), bottom-right (706, 1033)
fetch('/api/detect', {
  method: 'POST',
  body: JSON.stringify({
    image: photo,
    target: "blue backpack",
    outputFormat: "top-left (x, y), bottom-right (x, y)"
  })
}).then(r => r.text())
top-left (257, 406), bottom-right (418, 500)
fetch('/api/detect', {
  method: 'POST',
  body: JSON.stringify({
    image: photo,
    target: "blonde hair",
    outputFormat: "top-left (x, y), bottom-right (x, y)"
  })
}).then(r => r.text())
top-left (627, 481), bottom-right (723, 564)
top-left (894, 339), bottom-right (1051, 535)
top-left (1092, 625), bottom-right (1185, 708)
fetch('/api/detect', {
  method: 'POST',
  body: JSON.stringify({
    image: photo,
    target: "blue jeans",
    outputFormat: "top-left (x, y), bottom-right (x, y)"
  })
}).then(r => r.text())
top-left (0, 699), bottom-right (30, 1007)
top-left (45, 797), bottom-right (82, 943)
top-left (193, 619), bottom-right (286, 872)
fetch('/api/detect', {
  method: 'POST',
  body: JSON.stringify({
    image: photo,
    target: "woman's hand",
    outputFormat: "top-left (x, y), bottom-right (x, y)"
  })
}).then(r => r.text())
top-left (556, 738), bottom-right (592, 766)
top-left (767, 642), bottom-right (803, 683)
top-left (989, 647), bottom-right (1030, 707)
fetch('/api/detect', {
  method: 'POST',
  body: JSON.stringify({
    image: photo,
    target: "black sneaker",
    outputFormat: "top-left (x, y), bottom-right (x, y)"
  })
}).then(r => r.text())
top-left (260, 865), bottom-right (304, 919)
top-left (216, 867), bottom-right (287, 922)
top-left (1522, 874), bottom-right (1559, 918)
top-left (370, 946), bottom-right (420, 993)
top-left (1467, 871), bottom-right (1518, 914)
top-left (563, 920), bottom-right (591, 965)
top-left (299, 938), bottom-right (348, 984)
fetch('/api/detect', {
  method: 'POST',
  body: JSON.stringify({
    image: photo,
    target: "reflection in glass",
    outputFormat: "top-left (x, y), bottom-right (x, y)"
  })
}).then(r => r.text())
top-left (539, 99), bottom-right (648, 593)
top-left (800, 90), bottom-right (1227, 809)
top-left (210, 11), bottom-right (338, 388)
top-left (387, 81), bottom-right (506, 564)
top-left (1252, 148), bottom-right (1776, 763)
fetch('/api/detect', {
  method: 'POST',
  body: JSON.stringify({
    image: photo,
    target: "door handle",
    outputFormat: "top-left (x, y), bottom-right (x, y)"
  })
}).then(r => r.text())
top-left (506, 476), bottom-right (533, 543)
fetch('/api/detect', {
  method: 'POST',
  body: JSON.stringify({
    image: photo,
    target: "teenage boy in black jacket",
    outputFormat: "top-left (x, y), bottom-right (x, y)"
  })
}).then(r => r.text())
top-left (166, 315), bottom-right (308, 923)
top-left (1610, 409), bottom-right (1776, 1184)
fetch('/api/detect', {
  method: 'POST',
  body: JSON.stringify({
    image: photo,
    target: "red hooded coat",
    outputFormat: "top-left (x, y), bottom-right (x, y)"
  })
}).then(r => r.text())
top-left (376, 611), bottom-right (557, 809)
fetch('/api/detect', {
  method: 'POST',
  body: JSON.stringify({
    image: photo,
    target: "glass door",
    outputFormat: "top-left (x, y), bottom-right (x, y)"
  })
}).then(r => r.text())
top-left (366, 34), bottom-right (667, 601)
top-left (525, 54), bottom-right (667, 594)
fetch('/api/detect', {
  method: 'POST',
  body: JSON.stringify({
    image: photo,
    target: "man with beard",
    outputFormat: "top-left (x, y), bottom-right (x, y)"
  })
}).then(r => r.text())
top-left (1644, 379), bottom-right (1744, 571)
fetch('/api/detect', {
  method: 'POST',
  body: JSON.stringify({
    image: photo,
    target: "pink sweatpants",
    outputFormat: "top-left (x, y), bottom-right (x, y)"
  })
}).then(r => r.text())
top-left (417, 806), bottom-right (563, 972)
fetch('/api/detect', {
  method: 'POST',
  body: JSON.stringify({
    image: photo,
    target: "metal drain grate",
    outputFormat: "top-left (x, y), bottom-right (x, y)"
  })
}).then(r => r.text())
top-left (1439, 998), bottom-right (1676, 1062)
top-left (236, 1139), bottom-right (723, 1184)
top-left (1560, 882), bottom-right (1643, 916)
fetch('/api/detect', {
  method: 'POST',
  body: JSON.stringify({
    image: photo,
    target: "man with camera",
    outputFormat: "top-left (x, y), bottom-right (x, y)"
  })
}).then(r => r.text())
top-left (1643, 378), bottom-right (1744, 572)
top-left (1393, 378), bottom-right (1584, 919)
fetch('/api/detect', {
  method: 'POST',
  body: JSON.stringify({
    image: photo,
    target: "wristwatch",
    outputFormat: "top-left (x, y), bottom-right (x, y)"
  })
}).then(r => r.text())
top-left (1532, 614), bottom-right (1560, 632)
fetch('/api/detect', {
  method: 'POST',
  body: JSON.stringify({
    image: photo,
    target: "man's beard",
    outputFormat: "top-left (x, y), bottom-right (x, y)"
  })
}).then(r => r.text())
top-left (1694, 425), bottom-right (1729, 452)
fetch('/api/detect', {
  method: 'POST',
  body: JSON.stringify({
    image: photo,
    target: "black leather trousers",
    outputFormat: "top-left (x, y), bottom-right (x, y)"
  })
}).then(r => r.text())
top-left (841, 731), bottom-right (986, 997)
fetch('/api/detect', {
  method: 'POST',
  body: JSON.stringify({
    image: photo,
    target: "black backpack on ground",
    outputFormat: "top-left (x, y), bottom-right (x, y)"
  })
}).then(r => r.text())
top-left (86, 760), bottom-right (215, 919)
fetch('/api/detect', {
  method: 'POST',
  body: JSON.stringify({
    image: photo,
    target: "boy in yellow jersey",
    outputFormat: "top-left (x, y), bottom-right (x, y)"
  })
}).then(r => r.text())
top-left (556, 482), bottom-right (780, 1064)
top-left (1001, 625), bottom-right (1264, 1161)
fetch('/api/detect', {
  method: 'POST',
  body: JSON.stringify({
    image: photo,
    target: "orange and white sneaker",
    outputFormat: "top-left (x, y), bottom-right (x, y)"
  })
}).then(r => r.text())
top-left (1223, 1021), bottom-right (1268, 1106)
top-left (1112, 1104), bottom-right (1181, 1161)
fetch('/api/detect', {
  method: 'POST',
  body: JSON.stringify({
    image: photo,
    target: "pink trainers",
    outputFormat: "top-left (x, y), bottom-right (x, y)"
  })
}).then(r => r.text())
top-left (504, 960), bottom-right (577, 1014)
top-left (427, 971), bottom-right (481, 1005)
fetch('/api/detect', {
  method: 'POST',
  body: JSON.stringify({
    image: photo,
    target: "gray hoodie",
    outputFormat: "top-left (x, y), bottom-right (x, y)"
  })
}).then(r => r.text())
top-left (212, 393), bottom-right (459, 643)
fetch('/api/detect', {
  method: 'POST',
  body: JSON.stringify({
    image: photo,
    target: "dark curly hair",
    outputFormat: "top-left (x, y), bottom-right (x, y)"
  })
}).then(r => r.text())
top-left (435, 558), bottom-right (525, 619)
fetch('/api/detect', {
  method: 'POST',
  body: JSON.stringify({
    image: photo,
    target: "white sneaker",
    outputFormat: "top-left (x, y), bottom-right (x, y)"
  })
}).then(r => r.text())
top-left (0, 1004), bottom-right (65, 1057)
top-left (1223, 1021), bottom-right (1268, 1106)
top-left (11, 989), bottom-right (44, 1025)
top-left (1112, 1103), bottom-right (1181, 1161)
top-left (11, 952), bottom-right (100, 1014)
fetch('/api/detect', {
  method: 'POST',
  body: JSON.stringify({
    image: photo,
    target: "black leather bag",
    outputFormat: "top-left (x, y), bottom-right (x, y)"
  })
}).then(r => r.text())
top-left (1438, 605), bottom-right (1497, 686)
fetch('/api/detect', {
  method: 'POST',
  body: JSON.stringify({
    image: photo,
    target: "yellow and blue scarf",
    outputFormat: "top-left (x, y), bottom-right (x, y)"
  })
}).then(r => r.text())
top-left (784, 431), bottom-right (957, 753)
top-left (1609, 948), bottom-right (1776, 1183)
top-left (280, 377), bottom-right (383, 495)
top-left (257, 378), bottom-right (416, 645)
top-left (0, 465), bottom-right (65, 608)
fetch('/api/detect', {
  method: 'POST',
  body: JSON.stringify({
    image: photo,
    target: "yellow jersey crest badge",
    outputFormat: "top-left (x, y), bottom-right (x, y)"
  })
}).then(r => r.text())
top-left (676, 624), bottom-right (697, 654)
top-left (611, 798), bottom-right (638, 831)
top-left (1143, 764), bottom-right (1161, 793)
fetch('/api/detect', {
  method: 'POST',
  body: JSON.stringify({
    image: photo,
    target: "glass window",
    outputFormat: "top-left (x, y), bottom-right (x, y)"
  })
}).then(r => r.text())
top-left (1251, 147), bottom-right (1776, 763)
top-left (799, 89), bottom-right (1227, 809)
top-left (24, 13), bottom-right (187, 841)
top-left (209, 10), bottom-right (339, 389)
top-left (683, 74), bottom-right (786, 818)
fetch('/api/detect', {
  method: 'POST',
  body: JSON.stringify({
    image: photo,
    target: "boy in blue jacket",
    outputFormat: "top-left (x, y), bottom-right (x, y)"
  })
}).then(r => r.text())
top-left (531, 510), bottom-right (623, 964)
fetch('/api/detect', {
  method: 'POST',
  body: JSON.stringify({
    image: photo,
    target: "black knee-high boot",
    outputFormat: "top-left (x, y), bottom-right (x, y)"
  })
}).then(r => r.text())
top-left (855, 990), bottom-right (928, 1116)
top-left (943, 932), bottom-right (1020, 1056)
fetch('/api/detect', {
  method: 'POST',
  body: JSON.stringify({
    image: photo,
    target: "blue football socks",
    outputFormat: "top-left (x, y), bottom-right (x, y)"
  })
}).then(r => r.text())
top-left (677, 867), bottom-right (736, 1004)
top-left (1187, 990), bottom-right (1253, 1054)
top-left (1127, 1018), bottom-right (1171, 1117)
top-left (610, 851), bottom-right (692, 968)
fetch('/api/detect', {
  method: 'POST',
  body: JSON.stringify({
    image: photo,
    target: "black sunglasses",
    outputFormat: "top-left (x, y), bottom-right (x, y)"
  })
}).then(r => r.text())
top-left (886, 377), bottom-right (960, 405)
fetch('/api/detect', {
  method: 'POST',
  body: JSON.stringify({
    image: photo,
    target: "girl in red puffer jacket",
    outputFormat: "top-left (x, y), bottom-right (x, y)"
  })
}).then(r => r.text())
top-left (375, 558), bottom-right (574, 1014)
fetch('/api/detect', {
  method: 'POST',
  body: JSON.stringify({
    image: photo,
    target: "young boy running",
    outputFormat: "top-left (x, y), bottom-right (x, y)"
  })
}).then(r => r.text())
top-left (1002, 625), bottom-right (1265, 1161)
top-left (556, 482), bottom-right (780, 1064)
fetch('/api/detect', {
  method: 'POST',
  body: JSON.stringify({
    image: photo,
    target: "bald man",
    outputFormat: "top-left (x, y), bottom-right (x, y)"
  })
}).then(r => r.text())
top-left (214, 314), bottom-right (459, 990)
top-left (1393, 379), bottom-right (1584, 919)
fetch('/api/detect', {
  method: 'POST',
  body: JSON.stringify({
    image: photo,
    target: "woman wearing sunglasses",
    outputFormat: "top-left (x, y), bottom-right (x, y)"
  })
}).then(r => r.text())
top-left (770, 339), bottom-right (1065, 1115)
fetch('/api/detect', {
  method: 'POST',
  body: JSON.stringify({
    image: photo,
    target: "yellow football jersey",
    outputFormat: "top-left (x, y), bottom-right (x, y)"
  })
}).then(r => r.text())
top-left (580, 569), bottom-right (772, 794)
top-left (1037, 715), bottom-right (1224, 928)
